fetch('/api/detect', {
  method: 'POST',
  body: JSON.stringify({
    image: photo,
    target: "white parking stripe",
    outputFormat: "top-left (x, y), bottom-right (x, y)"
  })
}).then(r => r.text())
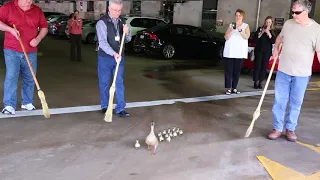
top-left (0, 90), bottom-right (275, 119)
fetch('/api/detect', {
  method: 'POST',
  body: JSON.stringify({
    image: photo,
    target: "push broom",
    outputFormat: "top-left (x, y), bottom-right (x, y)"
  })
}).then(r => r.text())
top-left (13, 25), bottom-right (50, 118)
top-left (104, 32), bottom-right (126, 122)
top-left (244, 50), bottom-right (280, 138)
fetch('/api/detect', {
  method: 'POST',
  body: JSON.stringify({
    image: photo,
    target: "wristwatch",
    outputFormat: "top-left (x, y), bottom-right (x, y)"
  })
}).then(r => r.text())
top-left (238, 29), bottom-right (242, 32)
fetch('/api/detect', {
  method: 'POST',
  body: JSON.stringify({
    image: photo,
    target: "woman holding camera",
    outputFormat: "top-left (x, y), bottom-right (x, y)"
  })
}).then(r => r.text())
top-left (68, 10), bottom-right (83, 62)
top-left (252, 16), bottom-right (276, 89)
top-left (223, 9), bottom-right (250, 95)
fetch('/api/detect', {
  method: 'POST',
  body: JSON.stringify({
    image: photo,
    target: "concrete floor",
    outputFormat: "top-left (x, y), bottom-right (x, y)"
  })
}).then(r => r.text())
top-left (0, 33), bottom-right (319, 180)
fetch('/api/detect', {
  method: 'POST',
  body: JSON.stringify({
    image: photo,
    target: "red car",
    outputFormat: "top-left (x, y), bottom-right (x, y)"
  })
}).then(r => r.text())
top-left (242, 43), bottom-right (320, 73)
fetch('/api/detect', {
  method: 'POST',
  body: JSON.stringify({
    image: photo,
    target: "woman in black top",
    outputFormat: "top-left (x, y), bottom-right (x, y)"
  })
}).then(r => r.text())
top-left (253, 16), bottom-right (276, 89)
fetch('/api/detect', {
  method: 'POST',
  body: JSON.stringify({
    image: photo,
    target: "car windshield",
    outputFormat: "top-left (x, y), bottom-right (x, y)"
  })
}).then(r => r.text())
top-left (147, 24), bottom-right (168, 32)
top-left (46, 15), bottom-right (58, 21)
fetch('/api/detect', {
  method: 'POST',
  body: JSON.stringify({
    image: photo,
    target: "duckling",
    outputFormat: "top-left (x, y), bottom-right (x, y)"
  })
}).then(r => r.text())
top-left (135, 140), bottom-right (140, 149)
top-left (166, 135), bottom-right (171, 142)
top-left (162, 129), bottom-right (167, 135)
top-left (167, 128), bottom-right (171, 134)
top-left (173, 131), bottom-right (178, 137)
top-left (172, 127), bottom-right (176, 132)
top-left (158, 132), bottom-right (162, 137)
top-left (165, 134), bottom-right (169, 138)
top-left (176, 128), bottom-right (180, 133)
top-left (169, 132), bottom-right (173, 137)
top-left (145, 121), bottom-right (159, 155)
top-left (179, 129), bottom-right (183, 135)
top-left (159, 135), bottom-right (164, 142)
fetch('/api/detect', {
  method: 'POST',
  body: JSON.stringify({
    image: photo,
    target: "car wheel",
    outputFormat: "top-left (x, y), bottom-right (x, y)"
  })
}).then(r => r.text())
top-left (86, 33), bottom-right (96, 44)
top-left (162, 44), bottom-right (175, 59)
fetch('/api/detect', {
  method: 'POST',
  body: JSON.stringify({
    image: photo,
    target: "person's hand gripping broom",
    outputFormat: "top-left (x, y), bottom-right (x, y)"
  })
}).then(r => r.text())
top-left (104, 32), bottom-right (126, 122)
top-left (244, 49), bottom-right (280, 138)
top-left (13, 25), bottom-right (50, 118)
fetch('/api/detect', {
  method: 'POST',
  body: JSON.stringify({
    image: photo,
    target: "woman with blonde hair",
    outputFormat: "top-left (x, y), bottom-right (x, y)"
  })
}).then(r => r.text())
top-left (223, 9), bottom-right (250, 95)
top-left (252, 16), bottom-right (276, 89)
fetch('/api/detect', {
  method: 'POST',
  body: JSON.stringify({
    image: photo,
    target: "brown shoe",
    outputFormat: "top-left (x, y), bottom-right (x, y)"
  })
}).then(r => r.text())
top-left (286, 130), bottom-right (297, 142)
top-left (267, 129), bottom-right (282, 140)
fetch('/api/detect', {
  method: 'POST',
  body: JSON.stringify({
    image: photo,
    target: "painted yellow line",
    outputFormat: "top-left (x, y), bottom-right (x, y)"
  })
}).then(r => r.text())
top-left (257, 156), bottom-right (320, 180)
top-left (296, 141), bottom-right (320, 153)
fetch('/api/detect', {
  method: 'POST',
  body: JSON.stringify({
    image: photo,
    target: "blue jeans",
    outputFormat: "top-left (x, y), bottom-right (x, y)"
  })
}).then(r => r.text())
top-left (3, 49), bottom-right (37, 109)
top-left (272, 71), bottom-right (310, 131)
top-left (98, 55), bottom-right (126, 113)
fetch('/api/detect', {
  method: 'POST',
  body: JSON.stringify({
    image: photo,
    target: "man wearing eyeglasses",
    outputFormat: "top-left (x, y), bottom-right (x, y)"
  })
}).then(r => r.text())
top-left (96, 0), bottom-right (131, 117)
top-left (268, 0), bottom-right (320, 142)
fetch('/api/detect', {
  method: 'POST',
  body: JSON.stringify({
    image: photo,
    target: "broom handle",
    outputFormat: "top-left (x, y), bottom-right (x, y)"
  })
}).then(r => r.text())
top-left (13, 25), bottom-right (41, 90)
top-left (256, 48), bottom-right (280, 110)
top-left (111, 32), bottom-right (126, 85)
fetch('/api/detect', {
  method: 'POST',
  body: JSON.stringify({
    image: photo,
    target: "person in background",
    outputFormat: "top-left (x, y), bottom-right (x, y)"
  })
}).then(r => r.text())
top-left (253, 16), bottom-right (276, 89)
top-left (0, 0), bottom-right (48, 114)
top-left (68, 10), bottom-right (82, 62)
top-left (223, 9), bottom-right (250, 95)
top-left (95, 13), bottom-right (105, 52)
top-left (268, 0), bottom-right (320, 142)
top-left (96, 0), bottom-right (131, 117)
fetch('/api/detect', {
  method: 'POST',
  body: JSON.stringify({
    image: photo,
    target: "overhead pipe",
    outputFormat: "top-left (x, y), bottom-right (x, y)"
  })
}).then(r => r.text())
top-left (256, 0), bottom-right (262, 30)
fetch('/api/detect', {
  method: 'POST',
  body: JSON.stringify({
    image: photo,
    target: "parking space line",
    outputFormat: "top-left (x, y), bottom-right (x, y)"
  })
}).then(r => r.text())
top-left (0, 90), bottom-right (275, 119)
top-left (296, 141), bottom-right (320, 153)
top-left (257, 156), bottom-right (319, 179)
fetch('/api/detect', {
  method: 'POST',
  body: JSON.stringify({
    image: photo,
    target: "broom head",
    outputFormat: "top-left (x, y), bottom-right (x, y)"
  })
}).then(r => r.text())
top-left (244, 110), bottom-right (260, 138)
top-left (104, 85), bottom-right (116, 122)
top-left (38, 90), bottom-right (50, 118)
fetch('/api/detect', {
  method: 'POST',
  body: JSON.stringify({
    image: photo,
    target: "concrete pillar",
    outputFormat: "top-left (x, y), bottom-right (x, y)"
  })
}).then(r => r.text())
top-left (94, 1), bottom-right (107, 19)
top-left (314, 1), bottom-right (320, 23)
top-left (122, 1), bottom-right (131, 15)
top-left (141, 1), bottom-right (161, 17)
top-left (173, 1), bottom-right (203, 27)
top-left (76, 0), bottom-right (87, 19)
top-left (216, 0), bottom-right (291, 33)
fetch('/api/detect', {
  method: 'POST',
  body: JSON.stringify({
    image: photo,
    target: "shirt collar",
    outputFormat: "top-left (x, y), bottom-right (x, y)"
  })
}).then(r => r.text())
top-left (108, 12), bottom-right (118, 21)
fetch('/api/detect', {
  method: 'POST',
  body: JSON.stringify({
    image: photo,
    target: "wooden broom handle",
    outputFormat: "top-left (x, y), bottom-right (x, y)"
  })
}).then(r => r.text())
top-left (13, 25), bottom-right (40, 90)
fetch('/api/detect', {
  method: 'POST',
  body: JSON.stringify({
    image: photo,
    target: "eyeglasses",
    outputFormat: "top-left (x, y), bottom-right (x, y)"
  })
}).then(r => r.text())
top-left (110, 8), bottom-right (122, 13)
top-left (292, 10), bottom-right (304, 15)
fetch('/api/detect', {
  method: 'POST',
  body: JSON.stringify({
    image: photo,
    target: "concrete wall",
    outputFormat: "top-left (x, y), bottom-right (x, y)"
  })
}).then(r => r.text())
top-left (141, 1), bottom-right (161, 17)
top-left (216, 0), bottom-right (292, 33)
top-left (36, 1), bottom-right (74, 15)
top-left (173, 1), bottom-right (203, 27)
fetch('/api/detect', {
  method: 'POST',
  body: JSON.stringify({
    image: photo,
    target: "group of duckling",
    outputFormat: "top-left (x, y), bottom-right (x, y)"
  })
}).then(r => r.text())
top-left (157, 127), bottom-right (183, 143)
top-left (135, 122), bottom-right (184, 155)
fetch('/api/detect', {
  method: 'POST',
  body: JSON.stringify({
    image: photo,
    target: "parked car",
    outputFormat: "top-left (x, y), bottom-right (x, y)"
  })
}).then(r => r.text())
top-left (48, 16), bottom-right (70, 35)
top-left (121, 16), bottom-right (168, 51)
top-left (242, 43), bottom-right (320, 73)
top-left (133, 24), bottom-right (224, 60)
top-left (47, 14), bottom-right (69, 24)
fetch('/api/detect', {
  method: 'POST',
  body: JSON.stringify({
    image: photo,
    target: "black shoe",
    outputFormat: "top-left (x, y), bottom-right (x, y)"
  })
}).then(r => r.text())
top-left (254, 81), bottom-right (259, 89)
top-left (101, 108), bottom-right (107, 113)
top-left (115, 110), bottom-right (130, 117)
top-left (258, 82), bottom-right (263, 89)
top-left (232, 89), bottom-right (240, 94)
